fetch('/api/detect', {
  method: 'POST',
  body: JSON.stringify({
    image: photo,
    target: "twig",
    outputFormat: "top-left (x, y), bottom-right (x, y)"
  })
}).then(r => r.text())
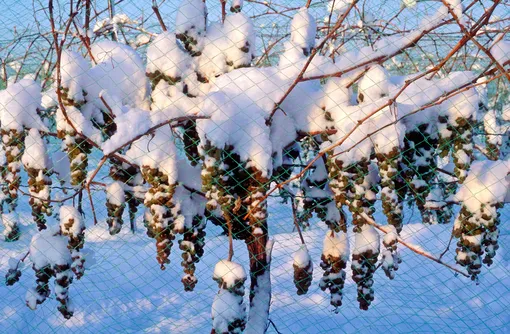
top-left (439, 228), bottom-right (455, 260)
top-left (359, 212), bottom-right (469, 278)
top-left (290, 197), bottom-right (305, 244)
top-left (436, 167), bottom-right (457, 178)
top-left (19, 187), bottom-right (80, 203)
top-left (99, 95), bottom-right (115, 119)
top-left (152, 0), bottom-right (167, 31)
top-left (267, 319), bottom-right (283, 334)
top-left (266, 0), bottom-right (358, 125)
top-left (255, 33), bottom-right (290, 67)
top-left (85, 156), bottom-right (108, 225)
top-left (440, 0), bottom-right (509, 82)
top-left (106, 115), bottom-right (209, 156)
top-left (11, 250), bottom-right (30, 271)
top-left (226, 213), bottom-right (234, 261)
top-left (221, 0), bottom-right (227, 24)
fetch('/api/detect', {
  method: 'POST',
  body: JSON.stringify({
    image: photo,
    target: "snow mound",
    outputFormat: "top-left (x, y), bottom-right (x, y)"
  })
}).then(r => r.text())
top-left (213, 260), bottom-right (246, 286)
top-left (0, 79), bottom-right (47, 132)
top-left (454, 160), bottom-right (510, 211)
top-left (146, 32), bottom-right (191, 80)
top-left (22, 129), bottom-right (51, 170)
top-left (29, 227), bottom-right (72, 268)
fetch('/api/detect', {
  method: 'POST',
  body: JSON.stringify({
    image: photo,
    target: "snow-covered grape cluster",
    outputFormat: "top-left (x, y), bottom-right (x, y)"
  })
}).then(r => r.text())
top-left (179, 214), bottom-right (206, 291)
top-left (59, 206), bottom-right (86, 279)
top-left (25, 212), bottom-right (84, 320)
top-left (0, 79), bottom-right (48, 241)
top-left (293, 245), bottom-right (313, 295)
top-left (108, 157), bottom-right (144, 233)
top-left (22, 129), bottom-right (53, 231)
top-left (55, 51), bottom-right (93, 187)
top-left (319, 230), bottom-right (349, 308)
top-left (201, 143), bottom-right (250, 239)
top-left (106, 181), bottom-right (126, 235)
top-left (1, 127), bottom-right (24, 240)
top-left (402, 124), bottom-right (440, 224)
top-left (212, 260), bottom-right (247, 334)
top-left (453, 161), bottom-right (509, 280)
top-left (301, 157), bottom-right (343, 231)
top-left (438, 89), bottom-right (478, 183)
top-left (142, 171), bottom-right (179, 268)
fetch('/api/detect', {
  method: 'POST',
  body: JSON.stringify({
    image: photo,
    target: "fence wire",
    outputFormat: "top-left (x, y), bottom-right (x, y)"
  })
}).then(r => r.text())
top-left (0, 0), bottom-right (509, 333)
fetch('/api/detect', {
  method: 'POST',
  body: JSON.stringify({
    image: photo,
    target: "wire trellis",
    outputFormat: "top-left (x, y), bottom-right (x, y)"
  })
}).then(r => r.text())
top-left (0, 0), bottom-right (509, 333)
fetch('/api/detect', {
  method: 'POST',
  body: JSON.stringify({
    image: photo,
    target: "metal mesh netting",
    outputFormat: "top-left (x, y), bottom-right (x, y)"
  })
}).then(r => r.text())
top-left (0, 0), bottom-right (509, 333)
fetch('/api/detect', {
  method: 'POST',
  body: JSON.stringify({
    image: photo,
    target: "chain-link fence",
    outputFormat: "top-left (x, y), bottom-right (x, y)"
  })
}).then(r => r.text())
top-left (0, 0), bottom-right (509, 333)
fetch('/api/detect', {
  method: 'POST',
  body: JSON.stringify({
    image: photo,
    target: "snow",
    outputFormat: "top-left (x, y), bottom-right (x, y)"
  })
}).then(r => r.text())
top-left (25, 287), bottom-right (41, 310)
top-left (176, 0), bottom-right (207, 34)
top-left (100, 107), bottom-right (152, 154)
top-left (146, 32), bottom-right (191, 80)
top-left (222, 13), bottom-right (256, 69)
top-left (383, 226), bottom-right (398, 247)
top-left (59, 206), bottom-right (84, 238)
top-left (245, 239), bottom-right (274, 334)
top-left (325, 88), bottom-right (375, 164)
top-left (22, 129), bottom-right (51, 170)
top-left (290, 8), bottom-right (316, 55)
top-left (440, 75), bottom-right (479, 121)
top-left (1, 201), bottom-right (510, 332)
top-left (293, 244), bottom-right (311, 268)
top-left (213, 260), bottom-right (246, 287)
top-left (177, 160), bottom-right (202, 192)
top-left (0, 0), bottom-right (509, 331)
top-left (454, 160), bottom-right (510, 212)
top-left (322, 230), bottom-right (349, 260)
top-left (51, 150), bottom-right (71, 187)
top-left (0, 79), bottom-right (47, 132)
top-left (358, 65), bottom-right (391, 103)
top-left (106, 182), bottom-right (126, 207)
top-left (1, 213), bottom-right (19, 239)
top-left (353, 224), bottom-right (380, 255)
top-left (198, 68), bottom-right (281, 177)
top-left (328, 0), bottom-right (354, 15)
top-left (502, 103), bottom-right (510, 122)
top-left (195, 13), bottom-right (255, 82)
top-left (174, 173), bottom-right (206, 231)
top-left (211, 289), bottom-right (245, 333)
top-left (490, 37), bottom-right (510, 65)
top-left (59, 50), bottom-right (90, 103)
top-left (93, 13), bottom-right (137, 34)
top-left (297, 5), bottom-right (452, 81)
top-left (175, 0), bottom-right (207, 50)
top-left (231, 0), bottom-right (244, 11)
top-left (444, 0), bottom-right (464, 24)
top-left (55, 105), bottom-right (102, 143)
top-left (125, 128), bottom-right (178, 184)
top-left (85, 41), bottom-right (149, 109)
top-left (484, 109), bottom-right (502, 148)
top-left (196, 25), bottom-right (229, 81)
top-left (29, 226), bottom-right (72, 269)
top-left (398, 71), bottom-right (478, 130)
top-left (402, 0), bottom-right (417, 8)
top-left (425, 186), bottom-right (446, 210)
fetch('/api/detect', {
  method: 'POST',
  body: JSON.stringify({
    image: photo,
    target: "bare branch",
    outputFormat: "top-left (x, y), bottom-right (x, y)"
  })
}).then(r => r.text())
top-left (152, 0), bottom-right (167, 31)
